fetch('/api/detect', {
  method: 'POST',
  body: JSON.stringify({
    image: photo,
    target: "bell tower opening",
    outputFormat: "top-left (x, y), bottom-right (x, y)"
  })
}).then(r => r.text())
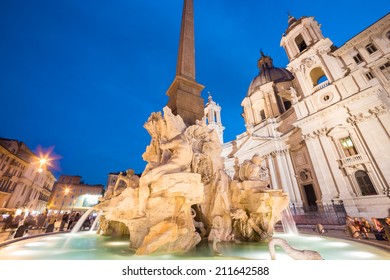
top-left (295, 34), bottom-right (307, 52)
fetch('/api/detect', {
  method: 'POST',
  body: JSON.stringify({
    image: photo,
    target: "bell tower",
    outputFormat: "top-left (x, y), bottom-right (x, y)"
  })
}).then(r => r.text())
top-left (280, 14), bottom-right (345, 98)
top-left (204, 93), bottom-right (225, 143)
top-left (166, 0), bottom-right (205, 126)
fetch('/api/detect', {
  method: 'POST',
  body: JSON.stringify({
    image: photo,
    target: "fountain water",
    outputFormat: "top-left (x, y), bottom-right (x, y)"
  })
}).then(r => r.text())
top-left (90, 211), bottom-right (102, 231)
top-left (71, 208), bottom-right (94, 233)
top-left (281, 208), bottom-right (299, 235)
top-left (1, 231), bottom-right (389, 260)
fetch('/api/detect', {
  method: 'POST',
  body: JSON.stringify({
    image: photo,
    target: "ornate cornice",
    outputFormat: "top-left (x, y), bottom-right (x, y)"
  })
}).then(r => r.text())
top-left (347, 104), bottom-right (388, 125)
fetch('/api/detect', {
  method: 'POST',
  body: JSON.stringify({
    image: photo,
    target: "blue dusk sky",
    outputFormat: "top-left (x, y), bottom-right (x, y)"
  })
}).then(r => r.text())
top-left (0, 0), bottom-right (388, 186)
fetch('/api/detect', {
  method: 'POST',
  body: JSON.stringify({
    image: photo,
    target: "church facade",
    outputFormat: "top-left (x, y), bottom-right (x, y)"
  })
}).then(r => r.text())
top-left (218, 13), bottom-right (390, 219)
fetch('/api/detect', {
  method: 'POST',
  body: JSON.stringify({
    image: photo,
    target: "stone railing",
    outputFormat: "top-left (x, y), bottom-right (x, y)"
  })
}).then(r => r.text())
top-left (340, 154), bottom-right (369, 167)
top-left (312, 80), bottom-right (330, 93)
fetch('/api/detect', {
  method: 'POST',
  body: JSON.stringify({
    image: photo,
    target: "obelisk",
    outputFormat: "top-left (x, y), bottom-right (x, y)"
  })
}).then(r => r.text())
top-left (166, 0), bottom-right (204, 126)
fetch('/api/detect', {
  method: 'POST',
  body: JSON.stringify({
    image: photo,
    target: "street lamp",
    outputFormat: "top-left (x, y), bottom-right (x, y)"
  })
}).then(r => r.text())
top-left (58, 187), bottom-right (70, 215)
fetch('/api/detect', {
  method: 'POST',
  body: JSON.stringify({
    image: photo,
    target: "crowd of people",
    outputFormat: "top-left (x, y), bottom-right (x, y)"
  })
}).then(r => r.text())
top-left (0, 211), bottom-right (90, 234)
top-left (345, 215), bottom-right (390, 241)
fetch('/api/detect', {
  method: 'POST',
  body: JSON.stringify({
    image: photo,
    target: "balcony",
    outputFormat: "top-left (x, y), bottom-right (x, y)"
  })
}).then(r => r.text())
top-left (312, 80), bottom-right (330, 93)
top-left (340, 154), bottom-right (369, 168)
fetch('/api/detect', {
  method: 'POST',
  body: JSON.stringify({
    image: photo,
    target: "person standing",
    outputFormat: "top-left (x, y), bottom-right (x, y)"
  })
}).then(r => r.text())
top-left (59, 212), bottom-right (69, 231)
top-left (45, 215), bottom-right (56, 233)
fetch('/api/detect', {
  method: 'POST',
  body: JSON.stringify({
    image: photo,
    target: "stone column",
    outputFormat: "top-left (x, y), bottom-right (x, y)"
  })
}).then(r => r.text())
top-left (285, 150), bottom-right (303, 206)
top-left (303, 134), bottom-right (336, 203)
top-left (371, 104), bottom-right (390, 137)
top-left (266, 154), bottom-right (278, 189)
top-left (273, 150), bottom-right (295, 201)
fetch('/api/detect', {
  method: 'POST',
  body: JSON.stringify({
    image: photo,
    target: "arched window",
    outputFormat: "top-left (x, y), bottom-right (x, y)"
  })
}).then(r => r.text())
top-left (310, 67), bottom-right (328, 86)
top-left (355, 170), bottom-right (377, 196)
top-left (295, 34), bottom-right (307, 52)
top-left (386, 31), bottom-right (390, 40)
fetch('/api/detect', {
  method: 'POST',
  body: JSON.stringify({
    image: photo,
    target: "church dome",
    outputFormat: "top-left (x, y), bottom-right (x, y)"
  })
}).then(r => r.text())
top-left (247, 52), bottom-right (294, 97)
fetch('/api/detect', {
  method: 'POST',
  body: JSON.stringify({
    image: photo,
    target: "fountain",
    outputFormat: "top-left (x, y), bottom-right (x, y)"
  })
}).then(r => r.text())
top-left (90, 106), bottom-right (292, 255)
top-left (0, 0), bottom-right (389, 262)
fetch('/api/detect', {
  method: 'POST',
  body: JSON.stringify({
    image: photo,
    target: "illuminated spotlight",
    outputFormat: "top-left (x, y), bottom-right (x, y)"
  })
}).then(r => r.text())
top-left (305, 236), bottom-right (324, 241)
top-left (2, 245), bottom-right (20, 251)
top-left (347, 251), bottom-right (376, 258)
top-left (106, 241), bottom-right (129, 247)
top-left (327, 241), bottom-right (350, 248)
top-left (24, 242), bottom-right (46, 248)
top-left (10, 250), bottom-right (36, 257)
top-left (41, 236), bottom-right (63, 241)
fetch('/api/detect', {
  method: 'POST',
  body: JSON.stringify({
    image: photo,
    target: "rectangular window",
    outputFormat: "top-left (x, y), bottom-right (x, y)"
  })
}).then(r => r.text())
top-left (365, 72), bottom-right (375, 80)
top-left (379, 62), bottom-right (390, 80)
top-left (21, 185), bottom-right (26, 196)
top-left (11, 182), bottom-right (17, 192)
top-left (365, 43), bottom-right (378, 54)
top-left (340, 136), bottom-right (358, 157)
top-left (260, 110), bottom-right (266, 120)
top-left (353, 54), bottom-right (364, 64)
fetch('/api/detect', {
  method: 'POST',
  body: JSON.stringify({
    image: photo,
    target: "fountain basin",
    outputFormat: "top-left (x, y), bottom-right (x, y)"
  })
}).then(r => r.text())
top-left (0, 232), bottom-right (389, 260)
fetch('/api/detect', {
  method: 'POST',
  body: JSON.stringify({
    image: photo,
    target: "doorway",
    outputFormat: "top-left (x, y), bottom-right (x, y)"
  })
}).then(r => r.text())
top-left (303, 184), bottom-right (318, 211)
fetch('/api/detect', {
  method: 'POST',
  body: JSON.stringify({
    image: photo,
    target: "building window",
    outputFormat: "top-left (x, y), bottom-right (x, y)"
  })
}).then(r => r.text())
top-left (340, 136), bottom-right (358, 157)
top-left (353, 54), bottom-right (364, 64)
top-left (295, 34), bottom-right (307, 52)
top-left (11, 182), bottom-right (17, 192)
top-left (365, 72), bottom-right (375, 80)
top-left (310, 67), bottom-right (328, 86)
top-left (21, 185), bottom-right (27, 196)
top-left (365, 43), bottom-right (378, 55)
top-left (387, 31), bottom-right (390, 40)
top-left (260, 109), bottom-right (266, 120)
top-left (355, 170), bottom-right (377, 196)
top-left (379, 62), bottom-right (390, 80)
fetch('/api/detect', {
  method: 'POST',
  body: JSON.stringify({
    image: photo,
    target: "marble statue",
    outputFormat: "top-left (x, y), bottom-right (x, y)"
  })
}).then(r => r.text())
top-left (268, 237), bottom-right (323, 260)
top-left (238, 154), bottom-right (269, 184)
top-left (95, 106), bottom-right (290, 254)
top-left (289, 87), bottom-right (300, 104)
top-left (229, 155), bottom-right (289, 240)
top-left (231, 209), bottom-right (269, 241)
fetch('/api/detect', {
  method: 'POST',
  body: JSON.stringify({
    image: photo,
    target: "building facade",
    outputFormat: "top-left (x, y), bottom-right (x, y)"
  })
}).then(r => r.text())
top-left (221, 13), bottom-right (390, 219)
top-left (0, 138), bottom-right (56, 213)
top-left (47, 175), bottom-right (103, 214)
